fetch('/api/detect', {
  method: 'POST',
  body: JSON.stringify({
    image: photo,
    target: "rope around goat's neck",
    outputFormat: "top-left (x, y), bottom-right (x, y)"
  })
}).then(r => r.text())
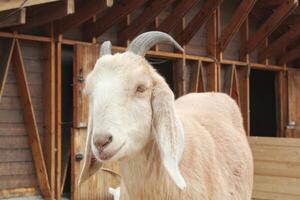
top-left (101, 167), bottom-right (121, 179)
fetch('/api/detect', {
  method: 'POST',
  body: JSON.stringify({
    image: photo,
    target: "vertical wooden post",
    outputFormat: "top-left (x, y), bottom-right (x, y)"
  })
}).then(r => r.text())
top-left (206, 7), bottom-right (220, 92)
top-left (239, 18), bottom-right (250, 135)
top-left (55, 34), bottom-right (62, 200)
top-left (43, 23), bottom-right (56, 199)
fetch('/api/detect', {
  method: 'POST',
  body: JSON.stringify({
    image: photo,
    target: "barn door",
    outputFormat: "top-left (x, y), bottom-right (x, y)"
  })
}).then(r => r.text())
top-left (71, 44), bottom-right (120, 200)
top-left (286, 69), bottom-right (300, 137)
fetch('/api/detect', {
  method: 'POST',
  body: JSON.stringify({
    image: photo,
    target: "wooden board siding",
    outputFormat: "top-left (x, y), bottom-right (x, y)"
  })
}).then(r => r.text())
top-left (287, 69), bottom-right (300, 137)
top-left (0, 40), bottom-right (46, 197)
top-left (249, 137), bottom-right (300, 200)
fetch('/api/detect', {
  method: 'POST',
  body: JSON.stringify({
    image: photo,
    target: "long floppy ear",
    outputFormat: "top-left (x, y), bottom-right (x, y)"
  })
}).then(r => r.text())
top-left (151, 72), bottom-right (186, 190)
top-left (78, 103), bottom-right (102, 185)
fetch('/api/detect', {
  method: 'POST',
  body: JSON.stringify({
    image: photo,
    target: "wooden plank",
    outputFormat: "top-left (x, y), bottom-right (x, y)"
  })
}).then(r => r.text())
top-left (206, 9), bottom-right (219, 92)
top-left (251, 144), bottom-right (300, 163)
top-left (257, 0), bottom-right (285, 7)
top-left (0, 162), bottom-right (35, 176)
top-left (188, 60), bottom-right (200, 93)
top-left (12, 39), bottom-right (51, 198)
top-left (87, 0), bottom-right (147, 39)
top-left (220, 64), bottom-right (233, 94)
top-left (197, 61), bottom-right (205, 92)
top-left (253, 190), bottom-right (300, 200)
top-left (230, 66), bottom-right (240, 106)
top-left (172, 58), bottom-right (185, 97)
top-left (236, 66), bottom-right (249, 135)
top-left (259, 22), bottom-right (300, 60)
top-left (0, 174), bottom-right (38, 190)
top-left (0, 8), bottom-right (26, 28)
top-left (55, 37), bottom-right (62, 200)
top-left (0, 109), bottom-right (43, 123)
top-left (118, 0), bottom-right (175, 41)
top-left (43, 28), bottom-right (56, 199)
top-left (240, 0), bottom-right (298, 57)
top-left (73, 45), bottom-right (99, 127)
top-left (157, 0), bottom-right (197, 33)
top-left (0, 39), bottom-right (15, 101)
top-left (250, 136), bottom-right (300, 199)
top-left (286, 69), bottom-right (300, 137)
top-left (219, 0), bottom-right (256, 51)
top-left (0, 123), bottom-right (26, 136)
top-left (279, 46), bottom-right (300, 65)
top-left (0, 135), bottom-right (32, 149)
top-left (0, 149), bottom-right (33, 162)
top-left (14, 0), bottom-right (74, 30)
top-left (249, 136), bottom-right (300, 147)
top-left (54, 0), bottom-right (112, 34)
top-left (253, 160), bottom-right (300, 178)
top-left (0, 0), bottom-right (60, 12)
top-left (253, 175), bottom-right (300, 196)
top-left (176, 0), bottom-right (223, 45)
top-left (0, 187), bottom-right (38, 199)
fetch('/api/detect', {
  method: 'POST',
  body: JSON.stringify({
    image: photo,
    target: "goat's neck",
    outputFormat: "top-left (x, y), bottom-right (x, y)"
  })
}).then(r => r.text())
top-left (119, 140), bottom-right (169, 197)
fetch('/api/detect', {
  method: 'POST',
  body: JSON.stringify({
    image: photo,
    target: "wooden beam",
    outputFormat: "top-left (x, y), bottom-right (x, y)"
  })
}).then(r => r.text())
top-left (240, 0), bottom-right (298, 57)
top-left (157, 0), bottom-right (197, 33)
top-left (87, 0), bottom-right (147, 40)
top-left (259, 22), bottom-right (300, 60)
top-left (0, 8), bottom-right (26, 28)
top-left (219, 0), bottom-right (256, 51)
top-left (0, 39), bottom-right (15, 101)
top-left (0, 187), bottom-right (38, 199)
top-left (0, 0), bottom-right (60, 12)
top-left (54, 0), bottom-right (112, 34)
top-left (257, 0), bottom-right (285, 7)
top-left (42, 24), bottom-right (56, 198)
top-left (206, 8), bottom-right (220, 92)
top-left (118, 0), bottom-right (175, 42)
top-left (14, 0), bottom-right (74, 31)
top-left (12, 39), bottom-right (51, 198)
top-left (279, 46), bottom-right (300, 64)
top-left (55, 35), bottom-right (62, 200)
top-left (284, 14), bottom-right (300, 26)
top-left (176, 0), bottom-right (223, 45)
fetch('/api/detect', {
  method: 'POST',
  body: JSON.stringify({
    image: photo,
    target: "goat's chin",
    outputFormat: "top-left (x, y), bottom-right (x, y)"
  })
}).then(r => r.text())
top-left (94, 141), bottom-right (127, 163)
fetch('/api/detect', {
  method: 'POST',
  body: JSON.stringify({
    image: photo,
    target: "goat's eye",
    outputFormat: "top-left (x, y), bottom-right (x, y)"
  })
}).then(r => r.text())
top-left (136, 85), bottom-right (146, 93)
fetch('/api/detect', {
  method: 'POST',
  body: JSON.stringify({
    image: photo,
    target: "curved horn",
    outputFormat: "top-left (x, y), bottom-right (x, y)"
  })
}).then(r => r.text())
top-left (127, 31), bottom-right (184, 56)
top-left (100, 41), bottom-right (112, 57)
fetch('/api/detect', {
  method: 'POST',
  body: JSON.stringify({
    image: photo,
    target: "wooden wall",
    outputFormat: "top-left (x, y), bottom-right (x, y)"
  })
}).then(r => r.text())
top-left (249, 137), bottom-right (300, 200)
top-left (0, 40), bottom-right (47, 197)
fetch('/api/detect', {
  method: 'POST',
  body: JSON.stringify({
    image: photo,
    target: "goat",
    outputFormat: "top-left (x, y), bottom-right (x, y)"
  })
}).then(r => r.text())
top-left (78, 31), bottom-right (253, 200)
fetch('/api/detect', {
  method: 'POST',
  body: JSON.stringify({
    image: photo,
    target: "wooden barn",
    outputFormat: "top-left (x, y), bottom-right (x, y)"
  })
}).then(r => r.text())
top-left (0, 0), bottom-right (299, 199)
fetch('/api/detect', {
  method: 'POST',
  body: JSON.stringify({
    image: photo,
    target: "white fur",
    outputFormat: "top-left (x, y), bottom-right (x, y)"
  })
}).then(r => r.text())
top-left (79, 51), bottom-right (254, 199)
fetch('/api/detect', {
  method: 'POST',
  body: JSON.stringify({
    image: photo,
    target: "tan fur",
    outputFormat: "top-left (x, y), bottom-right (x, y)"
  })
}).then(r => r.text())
top-left (119, 93), bottom-right (253, 200)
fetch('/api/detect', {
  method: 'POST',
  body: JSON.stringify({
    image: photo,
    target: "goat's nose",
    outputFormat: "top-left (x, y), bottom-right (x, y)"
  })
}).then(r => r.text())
top-left (93, 134), bottom-right (113, 151)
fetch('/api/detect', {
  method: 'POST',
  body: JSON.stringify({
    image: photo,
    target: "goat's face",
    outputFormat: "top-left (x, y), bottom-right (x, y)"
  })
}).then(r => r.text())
top-left (85, 52), bottom-right (154, 162)
top-left (79, 32), bottom-right (186, 189)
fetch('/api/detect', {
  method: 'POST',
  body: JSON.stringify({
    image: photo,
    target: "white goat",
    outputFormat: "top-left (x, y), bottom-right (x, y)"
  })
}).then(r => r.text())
top-left (79, 31), bottom-right (253, 200)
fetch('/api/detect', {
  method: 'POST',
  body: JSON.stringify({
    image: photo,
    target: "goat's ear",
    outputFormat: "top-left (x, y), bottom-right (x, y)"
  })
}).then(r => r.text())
top-left (151, 73), bottom-right (186, 190)
top-left (78, 105), bottom-right (102, 185)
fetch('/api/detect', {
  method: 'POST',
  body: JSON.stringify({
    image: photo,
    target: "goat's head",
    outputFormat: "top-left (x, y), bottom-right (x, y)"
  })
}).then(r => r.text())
top-left (78, 32), bottom-right (186, 190)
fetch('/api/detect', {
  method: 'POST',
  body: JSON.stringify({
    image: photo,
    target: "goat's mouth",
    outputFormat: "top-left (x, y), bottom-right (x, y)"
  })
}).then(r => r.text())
top-left (98, 141), bottom-right (126, 161)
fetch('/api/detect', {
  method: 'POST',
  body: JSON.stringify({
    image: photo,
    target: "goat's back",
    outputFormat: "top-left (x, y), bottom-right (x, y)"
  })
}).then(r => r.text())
top-left (175, 92), bottom-right (253, 200)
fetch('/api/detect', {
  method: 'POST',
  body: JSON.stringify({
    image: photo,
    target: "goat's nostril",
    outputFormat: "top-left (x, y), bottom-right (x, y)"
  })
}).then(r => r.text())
top-left (94, 134), bottom-right (113, 151)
